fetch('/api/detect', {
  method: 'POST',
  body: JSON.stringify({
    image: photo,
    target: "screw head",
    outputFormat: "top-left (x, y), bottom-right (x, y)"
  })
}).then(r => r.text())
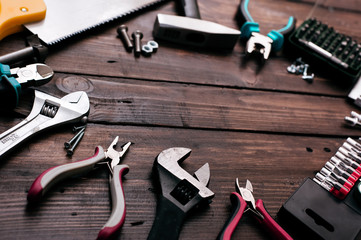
top-left (132, 30), bottom-right (143, 39)
top-left (117, 25), bottom-right (128, 35)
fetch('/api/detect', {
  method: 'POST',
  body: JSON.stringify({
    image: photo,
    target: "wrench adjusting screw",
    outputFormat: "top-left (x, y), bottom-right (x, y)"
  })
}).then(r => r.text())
top-left (64, 127), bottom-right (85, 149)
top-left (117, 25), bottom-right (133, 52)
top-left (132, 30), bottom-right (143, 57)
top-left (67, 131), bottom-right (85, 156)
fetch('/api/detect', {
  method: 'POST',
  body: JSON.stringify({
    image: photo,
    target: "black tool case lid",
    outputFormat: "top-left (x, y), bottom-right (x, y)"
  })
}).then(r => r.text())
top-left (278, 178), bottom-right (361, 240)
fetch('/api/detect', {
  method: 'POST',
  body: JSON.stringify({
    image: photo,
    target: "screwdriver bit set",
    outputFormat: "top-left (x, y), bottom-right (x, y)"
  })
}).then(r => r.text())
top-left (289, 18), bottom-right (361, 79)
top-left (279, 138), bottom-right (361, 240)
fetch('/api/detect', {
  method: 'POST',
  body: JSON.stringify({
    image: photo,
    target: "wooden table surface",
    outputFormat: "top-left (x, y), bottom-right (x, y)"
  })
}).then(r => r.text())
top-left (0, 0), bottom-right (360, 239)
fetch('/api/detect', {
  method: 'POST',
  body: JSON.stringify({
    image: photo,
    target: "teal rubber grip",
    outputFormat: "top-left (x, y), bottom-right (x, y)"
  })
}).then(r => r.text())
top-left (240, 21), bottom-right (259, 39)
top-left (267, 30), bottom-right (284, 52)
top-left (0, 63), bottom-right (21, 109)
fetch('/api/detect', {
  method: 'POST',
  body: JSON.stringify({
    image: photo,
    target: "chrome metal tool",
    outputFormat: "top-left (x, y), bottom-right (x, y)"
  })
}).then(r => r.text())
top-left (0, 90), bottom-right (90, 158)
top-left (153, 0), bottom-right (240, 50)
top-left (0, 63), bottom-right (53, 109)
top-left (27, 137), bottom-right (131, 240)
top-left (147, 147), bottom-right (214, 240)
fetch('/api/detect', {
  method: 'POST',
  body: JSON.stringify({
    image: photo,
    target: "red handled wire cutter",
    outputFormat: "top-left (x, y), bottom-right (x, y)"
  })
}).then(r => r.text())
top-left (27, 136), bottom-right (131, 240)
top-left (217, 179), bottom-right (293, 240)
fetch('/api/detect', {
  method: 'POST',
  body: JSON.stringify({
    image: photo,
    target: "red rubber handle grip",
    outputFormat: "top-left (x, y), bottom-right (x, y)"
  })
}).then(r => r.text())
top-left (27, 146), bottom-right (105, 203)
top-left (97, 164), bottom-right (129, 240)
top-left (255, 199), bottom-right (293, 240)
top-left (216, 192), bottom-right (247, 240)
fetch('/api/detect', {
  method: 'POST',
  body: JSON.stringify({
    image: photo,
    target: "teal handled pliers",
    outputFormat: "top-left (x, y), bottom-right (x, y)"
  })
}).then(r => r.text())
top-left (0, 63), bottom-right (53, 109)
top-left (237, 0), bottom-right (296, 60)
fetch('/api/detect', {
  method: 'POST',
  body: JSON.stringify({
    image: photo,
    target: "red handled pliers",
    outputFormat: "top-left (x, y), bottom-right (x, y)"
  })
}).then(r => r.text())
top-left (27, 136), bottom-right (131, 240)
top-left (217, 179), bottom-right (293, 240)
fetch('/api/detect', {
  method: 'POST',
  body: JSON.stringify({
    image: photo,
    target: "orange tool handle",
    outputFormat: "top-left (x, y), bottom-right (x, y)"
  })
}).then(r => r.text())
top-left (0, 0), bottom-right (46, 40)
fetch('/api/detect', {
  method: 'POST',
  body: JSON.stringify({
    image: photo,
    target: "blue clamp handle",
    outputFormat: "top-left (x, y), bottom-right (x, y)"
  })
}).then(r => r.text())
top-left (0, 63), bottom-right (21, 109)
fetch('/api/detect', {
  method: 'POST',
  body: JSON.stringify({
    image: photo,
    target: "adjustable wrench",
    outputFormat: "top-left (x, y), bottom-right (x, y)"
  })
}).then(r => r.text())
top-left (147, 147), bottom-right (214, 240)
top-left (0, 90), bottom-right (90, 158)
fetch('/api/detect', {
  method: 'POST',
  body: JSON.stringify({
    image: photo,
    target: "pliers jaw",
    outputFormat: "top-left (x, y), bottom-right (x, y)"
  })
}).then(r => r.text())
top-left (104, 136), bottom-right (132, 174)
top-left (245, 32), bottom-right (273, 60)
top-left (235, 178), bottom-right (264, 220)
top-left (10, 63), bottom-right (54, 87)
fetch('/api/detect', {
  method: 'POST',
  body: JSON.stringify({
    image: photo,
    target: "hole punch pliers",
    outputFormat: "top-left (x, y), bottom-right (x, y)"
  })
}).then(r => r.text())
top-left (237, 0), bottom-right (296, 60)
top-left (27, 136), bottom-right (131, 240)
top-left (0, 63), bottom-right (53, 109)
top-left (217, 179), bottom-right (293, 240)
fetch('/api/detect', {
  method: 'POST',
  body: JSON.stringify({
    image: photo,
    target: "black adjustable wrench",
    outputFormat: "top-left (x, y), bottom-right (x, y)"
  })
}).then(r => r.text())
top-left (147, 147), bottom-right (214, 240)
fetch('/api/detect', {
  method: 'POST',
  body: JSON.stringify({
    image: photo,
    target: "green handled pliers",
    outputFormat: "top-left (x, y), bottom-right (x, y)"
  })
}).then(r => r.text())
top-left (237, 0), bottom-right (296, 60)
top-left (0, 63), bottom-right (53, 109)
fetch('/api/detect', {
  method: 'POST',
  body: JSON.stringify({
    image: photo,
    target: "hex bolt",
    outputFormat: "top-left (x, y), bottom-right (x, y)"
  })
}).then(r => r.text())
top-left (67, 131), bottom-right (85, 156)
top-left (117, 25), bottom-right (133, 52)
top-left (132, 30), bottom-right (143, 57)
top-left (64, 127), bottom-right (85, 149)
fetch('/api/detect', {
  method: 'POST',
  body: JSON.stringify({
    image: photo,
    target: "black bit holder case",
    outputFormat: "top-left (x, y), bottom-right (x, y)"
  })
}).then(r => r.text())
top-left (278, 178), bottom-right (361, 240)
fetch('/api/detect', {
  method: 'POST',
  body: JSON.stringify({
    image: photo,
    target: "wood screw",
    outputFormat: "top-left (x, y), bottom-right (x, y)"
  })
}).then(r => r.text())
top-left (132, 30), bottom-right (143, 57)
top-left (117, 25), bottom-right (133, 52)
top-left (64, 127), bottom-right (85, 149)
top-left (67, 131), bottom-right (85, 156)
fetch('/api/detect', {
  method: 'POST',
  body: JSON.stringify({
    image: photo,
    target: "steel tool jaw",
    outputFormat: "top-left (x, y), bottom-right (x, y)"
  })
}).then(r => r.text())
top-left (236, 178), bottom-right (256, 209)
top-left (106, 137), bottom-right (132, 170)
top-left (246, 32), bottom-right (273, 60)
top-left (155, 147), bottom-right (214, 212)
top-left (10, 63), bottom-right (54, 86)
top-left (194, 162), bottom-right (210, 187)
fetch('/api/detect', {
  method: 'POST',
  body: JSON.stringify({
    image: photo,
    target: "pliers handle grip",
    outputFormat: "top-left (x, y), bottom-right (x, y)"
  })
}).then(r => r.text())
top-left (27, 146), bottom-right (129, 240)
top-left (217, 192), bottom-right (293, 240)
top-left (238, 0), bottom-right (296, 51)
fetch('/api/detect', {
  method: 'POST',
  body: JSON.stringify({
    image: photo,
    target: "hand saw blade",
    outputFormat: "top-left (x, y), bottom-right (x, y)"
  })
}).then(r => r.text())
top-left (24, 0), bottom-right (166, 45)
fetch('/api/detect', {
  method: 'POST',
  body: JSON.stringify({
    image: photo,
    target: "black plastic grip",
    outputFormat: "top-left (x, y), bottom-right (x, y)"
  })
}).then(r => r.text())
top-left (178, 0), bottom-right (201, 19)
top-left (0, 75), bottom-right (18, 109)
top-left (147, 195), bottom-right (187, 240)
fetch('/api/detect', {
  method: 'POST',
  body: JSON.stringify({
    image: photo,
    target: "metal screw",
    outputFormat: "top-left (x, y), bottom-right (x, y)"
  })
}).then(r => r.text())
top-left (132, 30), bottom-right (143, 57)
top-left (117, 25), bottom-right (133, 52)
top-left (67, 131), bottom-right (85, 156)
top-left (64, 127), bottom-right (85, 149)
top-left (302, 64), bottom-right (314, 83)
top-left (72, 125), bottom-right (86, 133)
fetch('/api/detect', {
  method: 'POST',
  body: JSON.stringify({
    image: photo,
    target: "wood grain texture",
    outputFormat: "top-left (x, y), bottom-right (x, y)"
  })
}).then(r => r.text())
top-left (0, 0), bottom-right (360, 239)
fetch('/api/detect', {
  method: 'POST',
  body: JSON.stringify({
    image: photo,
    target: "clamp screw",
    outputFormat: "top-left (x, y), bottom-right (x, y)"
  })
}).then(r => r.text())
top-left (117, 25), bottom-right (133, 52)
top-left (132, 30), bottom-right (143, 57)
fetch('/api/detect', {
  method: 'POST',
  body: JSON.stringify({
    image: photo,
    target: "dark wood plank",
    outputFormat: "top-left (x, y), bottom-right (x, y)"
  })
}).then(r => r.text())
top-left (21, 74), bottom-right (355, 137)
top-left (0, 124), bottom-right (345, 240)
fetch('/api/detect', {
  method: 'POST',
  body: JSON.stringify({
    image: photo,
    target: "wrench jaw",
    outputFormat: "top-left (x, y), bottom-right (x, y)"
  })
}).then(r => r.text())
top-left (148, 147), bottom-right (214, 240)
top-left (155, 147), bottom-right (214, 213)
